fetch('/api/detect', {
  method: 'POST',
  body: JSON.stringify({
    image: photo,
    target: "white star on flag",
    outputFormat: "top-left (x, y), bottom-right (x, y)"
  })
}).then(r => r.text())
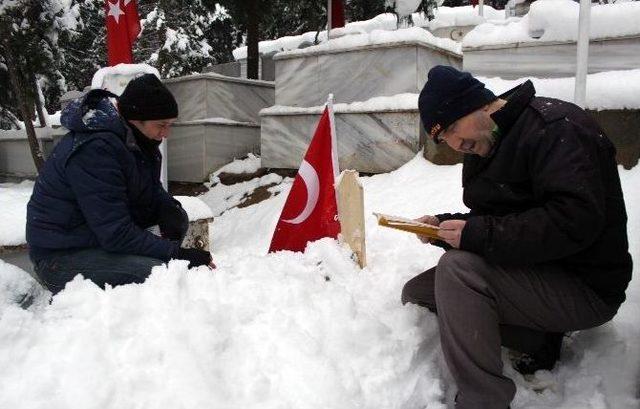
top-left (108, 0), bottom-right (125, 24)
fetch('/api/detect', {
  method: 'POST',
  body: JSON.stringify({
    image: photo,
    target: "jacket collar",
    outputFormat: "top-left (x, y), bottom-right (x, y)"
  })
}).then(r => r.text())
top-left (490, 80), bottom-right (536, 135)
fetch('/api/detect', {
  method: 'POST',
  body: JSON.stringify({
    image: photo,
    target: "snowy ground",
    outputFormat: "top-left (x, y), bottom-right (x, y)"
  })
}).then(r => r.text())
top-left (0, 155), bottom-right (638, 409)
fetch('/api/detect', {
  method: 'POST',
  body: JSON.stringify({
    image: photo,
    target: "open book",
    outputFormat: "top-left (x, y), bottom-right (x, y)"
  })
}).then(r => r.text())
top-left (374, 213), bottom-right (440, 240)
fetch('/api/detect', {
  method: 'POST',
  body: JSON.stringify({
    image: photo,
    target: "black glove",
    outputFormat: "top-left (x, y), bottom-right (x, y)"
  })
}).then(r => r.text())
top-left (171, 247), bottom-right (212, 268)
top-left (158, 200), bottom-right (189, 242)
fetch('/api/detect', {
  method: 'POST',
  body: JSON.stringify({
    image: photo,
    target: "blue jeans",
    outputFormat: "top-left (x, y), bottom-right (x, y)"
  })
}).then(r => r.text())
top-left (32, 248), bottom-right (164, 295)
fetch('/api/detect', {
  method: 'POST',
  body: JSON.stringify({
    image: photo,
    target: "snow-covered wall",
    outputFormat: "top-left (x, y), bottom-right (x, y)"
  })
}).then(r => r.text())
top-left (232, 6), bottom-right (504, 61)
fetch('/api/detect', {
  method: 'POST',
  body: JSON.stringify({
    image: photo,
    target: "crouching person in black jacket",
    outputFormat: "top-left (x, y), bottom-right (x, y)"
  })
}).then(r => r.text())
top-left (402, 66), bottom-right (632, 409)
top-left (26, 74), bottom-right (214, 295)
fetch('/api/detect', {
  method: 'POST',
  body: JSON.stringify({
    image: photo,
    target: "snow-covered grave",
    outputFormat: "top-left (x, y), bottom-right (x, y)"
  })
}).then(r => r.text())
top-left (260, 27), bottom-right (461, 173)
top-left (462, 0), bottom-right (640, 79)
top-left (0, 152), bottom-right (639, 408)
top-left (413, 5), bottom-right (507, 41)
top-left (163, 73), bottom-right (274, 182)
top-left (231, 6), bottom-right (506, 64)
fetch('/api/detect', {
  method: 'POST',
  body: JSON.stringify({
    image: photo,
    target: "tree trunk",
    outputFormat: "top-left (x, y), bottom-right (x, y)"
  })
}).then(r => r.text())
top-left (246, 0), bottom-right (260, 80)
top-left (33, 74), bottom-right (47, 128)
top-left (5, 53), bottom-right (45, 172)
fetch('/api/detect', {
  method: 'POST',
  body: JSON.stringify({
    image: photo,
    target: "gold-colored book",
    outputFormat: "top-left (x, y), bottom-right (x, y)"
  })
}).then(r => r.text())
top-left (374, 213), bottom-right (440, 240)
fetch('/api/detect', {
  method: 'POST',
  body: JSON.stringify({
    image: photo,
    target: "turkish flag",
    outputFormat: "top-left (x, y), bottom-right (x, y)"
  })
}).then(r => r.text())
top-left (331, 0), bottom-right (345, 28)
top-left (106, 0), bottom-right (141, 66)
top-left (268, 104), bottom-right (341, 253)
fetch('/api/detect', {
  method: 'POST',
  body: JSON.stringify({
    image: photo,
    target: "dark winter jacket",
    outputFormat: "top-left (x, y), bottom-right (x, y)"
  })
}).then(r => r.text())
top-left (26, 90), bottom-right (181, 262)
top-left (437, 81), bottom-right (632, 306)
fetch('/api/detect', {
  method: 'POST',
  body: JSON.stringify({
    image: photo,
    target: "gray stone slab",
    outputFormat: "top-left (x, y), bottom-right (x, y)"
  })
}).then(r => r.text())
top-left (275, 43), bottom-right (462, 107)
top-left (205, 62), bottom-right (242, 77)
top-left (168, 121), bottom-right (261, 182)
top-left (429, 25), bottom-right (476, 41)
top-left (164, 74), bottom-right (274, 124)
top-left (463, 35), bottom-right (640, 79)
top-left (261, 110), bottom-right (422, 173)
top-left (0, 130), bottom-right (55, 178)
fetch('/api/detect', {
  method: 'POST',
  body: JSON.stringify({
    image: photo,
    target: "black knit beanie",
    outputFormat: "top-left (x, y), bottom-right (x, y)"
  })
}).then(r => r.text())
top-left (419, 65), bottom-right (496, 143)
top-left (118, 74), bottom-right (179, 120)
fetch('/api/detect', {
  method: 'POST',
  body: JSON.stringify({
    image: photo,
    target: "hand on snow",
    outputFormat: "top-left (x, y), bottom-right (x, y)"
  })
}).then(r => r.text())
top-left (414, 215), bottom-right (440, 244)
top-left (172, 247), bottom-right (213, 269)
top-left (437, 220), bottom-right (466, 249)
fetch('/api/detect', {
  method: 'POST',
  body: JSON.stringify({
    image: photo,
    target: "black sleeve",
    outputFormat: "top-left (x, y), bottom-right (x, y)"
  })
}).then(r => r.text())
top-left (435, 212), bottom-right (473, 222)
top-left (459, 121), bottom-right (606, 264)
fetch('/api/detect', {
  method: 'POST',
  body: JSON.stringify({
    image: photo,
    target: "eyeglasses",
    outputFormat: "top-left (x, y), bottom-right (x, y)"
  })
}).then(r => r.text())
top-left (435, 121), bottom-right (457, 144)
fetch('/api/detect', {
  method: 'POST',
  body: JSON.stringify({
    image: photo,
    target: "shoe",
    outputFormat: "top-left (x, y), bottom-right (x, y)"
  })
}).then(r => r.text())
top-left (512, 332), bottom-right (563, 375)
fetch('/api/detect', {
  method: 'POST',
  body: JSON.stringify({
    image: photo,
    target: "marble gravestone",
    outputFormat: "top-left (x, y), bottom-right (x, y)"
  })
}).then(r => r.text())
top-left (274, 41), bottom-right (462, 108)
top-left (0, 128), bottom-right (56, 179)
top-left (163, 73), bottom-right (274, 182)
top-left (168, 119), bottom-right (261, 182)
top-left (261, 108), bottom-right (426, 173)
top-left (164, 73), bottom-right (274, 124)
top-left (261, 40), bottom-right (460, 172)
top-left (463, 34), bottom-right (640, 79)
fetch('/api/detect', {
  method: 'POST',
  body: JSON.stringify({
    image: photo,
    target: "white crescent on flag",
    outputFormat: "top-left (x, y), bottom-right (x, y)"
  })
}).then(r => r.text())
top-left (283, 160), bottom-right (320, 224)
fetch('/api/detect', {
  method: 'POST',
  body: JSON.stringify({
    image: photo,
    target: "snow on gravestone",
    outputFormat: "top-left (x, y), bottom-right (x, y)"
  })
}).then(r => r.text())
top-left (174, 196), bottom-right (214, 252)
top-left (91, 63), bottom-right (161, 96)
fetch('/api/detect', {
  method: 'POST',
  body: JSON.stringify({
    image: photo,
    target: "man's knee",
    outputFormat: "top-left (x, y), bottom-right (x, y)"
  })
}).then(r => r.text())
top-left (401, 268), bottom-right (437, 311)
top-left (435, 250), bottom-right (491, 298)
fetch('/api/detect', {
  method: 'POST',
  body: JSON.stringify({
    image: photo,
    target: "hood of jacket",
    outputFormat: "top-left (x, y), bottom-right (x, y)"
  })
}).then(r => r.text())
top-left (60, 89), bottom-right (128, 137)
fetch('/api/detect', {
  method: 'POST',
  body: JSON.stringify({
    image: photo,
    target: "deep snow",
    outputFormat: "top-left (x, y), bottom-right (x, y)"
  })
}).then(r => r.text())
top-left (0, 155), bottom-right (638, 409)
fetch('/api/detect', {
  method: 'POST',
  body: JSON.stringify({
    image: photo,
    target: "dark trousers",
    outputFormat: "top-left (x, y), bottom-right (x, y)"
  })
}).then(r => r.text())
top-left (33, 248), bottom-right (164, 295)
top-left (402, 250), bottom-right (618, 409)
top-left (33, 210), bottom-right (189, 295)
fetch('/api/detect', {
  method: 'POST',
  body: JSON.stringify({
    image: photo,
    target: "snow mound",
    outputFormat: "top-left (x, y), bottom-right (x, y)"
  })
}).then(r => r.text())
top-left (464, 0), bottom-right (640, 48)
top-left (91, 63), bottom-right (161, 95)
top-left (280, 26), bottom-right (461, 58)
top-left (174, 196), bottom-right (213, 221)
top-left (0, 153), bottom-right (638, 409)
top-left (0, 181), bottom-right (34, 247)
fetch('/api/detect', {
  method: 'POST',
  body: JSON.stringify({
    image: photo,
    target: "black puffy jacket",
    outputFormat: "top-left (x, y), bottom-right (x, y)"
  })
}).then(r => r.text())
top-left (439, 81), bottom-right (632, 306)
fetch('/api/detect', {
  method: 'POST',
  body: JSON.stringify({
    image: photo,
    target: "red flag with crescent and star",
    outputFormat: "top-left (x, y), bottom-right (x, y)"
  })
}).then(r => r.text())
top-left (268, 96), bottom-right (341, 253)
top-left (106, 0), bottom-right (141, 66)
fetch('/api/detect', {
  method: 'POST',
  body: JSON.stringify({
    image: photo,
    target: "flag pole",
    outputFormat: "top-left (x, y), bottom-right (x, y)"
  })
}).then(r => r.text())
top-left (574, 0), bottom-right (591, 108)
top-left (326, 94), bottom-right (339, 178)
top-left (328, 0), bottom-right (333, 40)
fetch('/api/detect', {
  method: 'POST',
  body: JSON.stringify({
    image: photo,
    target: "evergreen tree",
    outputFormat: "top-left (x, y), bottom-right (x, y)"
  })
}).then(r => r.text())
top-left (134, 0), bottom-right (238, 78)
top-left (59, 0), bottom-right (106, 92)
top-left (217, 0), bottom-right (263, 79)
top-left (0, 0), bottom-right (80, 171)
top-left (417, 0), bottom-right (439, 20)
top-left (346, 0), bottom-right (387, 22)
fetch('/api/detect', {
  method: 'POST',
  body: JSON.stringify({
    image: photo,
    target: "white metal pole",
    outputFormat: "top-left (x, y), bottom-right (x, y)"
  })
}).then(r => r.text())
top-left (574, 0), bottom-right (591, 108)
top-left (479, 0), bottom-right (484, 17)
top-left (160, 139), bottom-right (168, 190)
top-left (328, 0), bottom-right (332, 40)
